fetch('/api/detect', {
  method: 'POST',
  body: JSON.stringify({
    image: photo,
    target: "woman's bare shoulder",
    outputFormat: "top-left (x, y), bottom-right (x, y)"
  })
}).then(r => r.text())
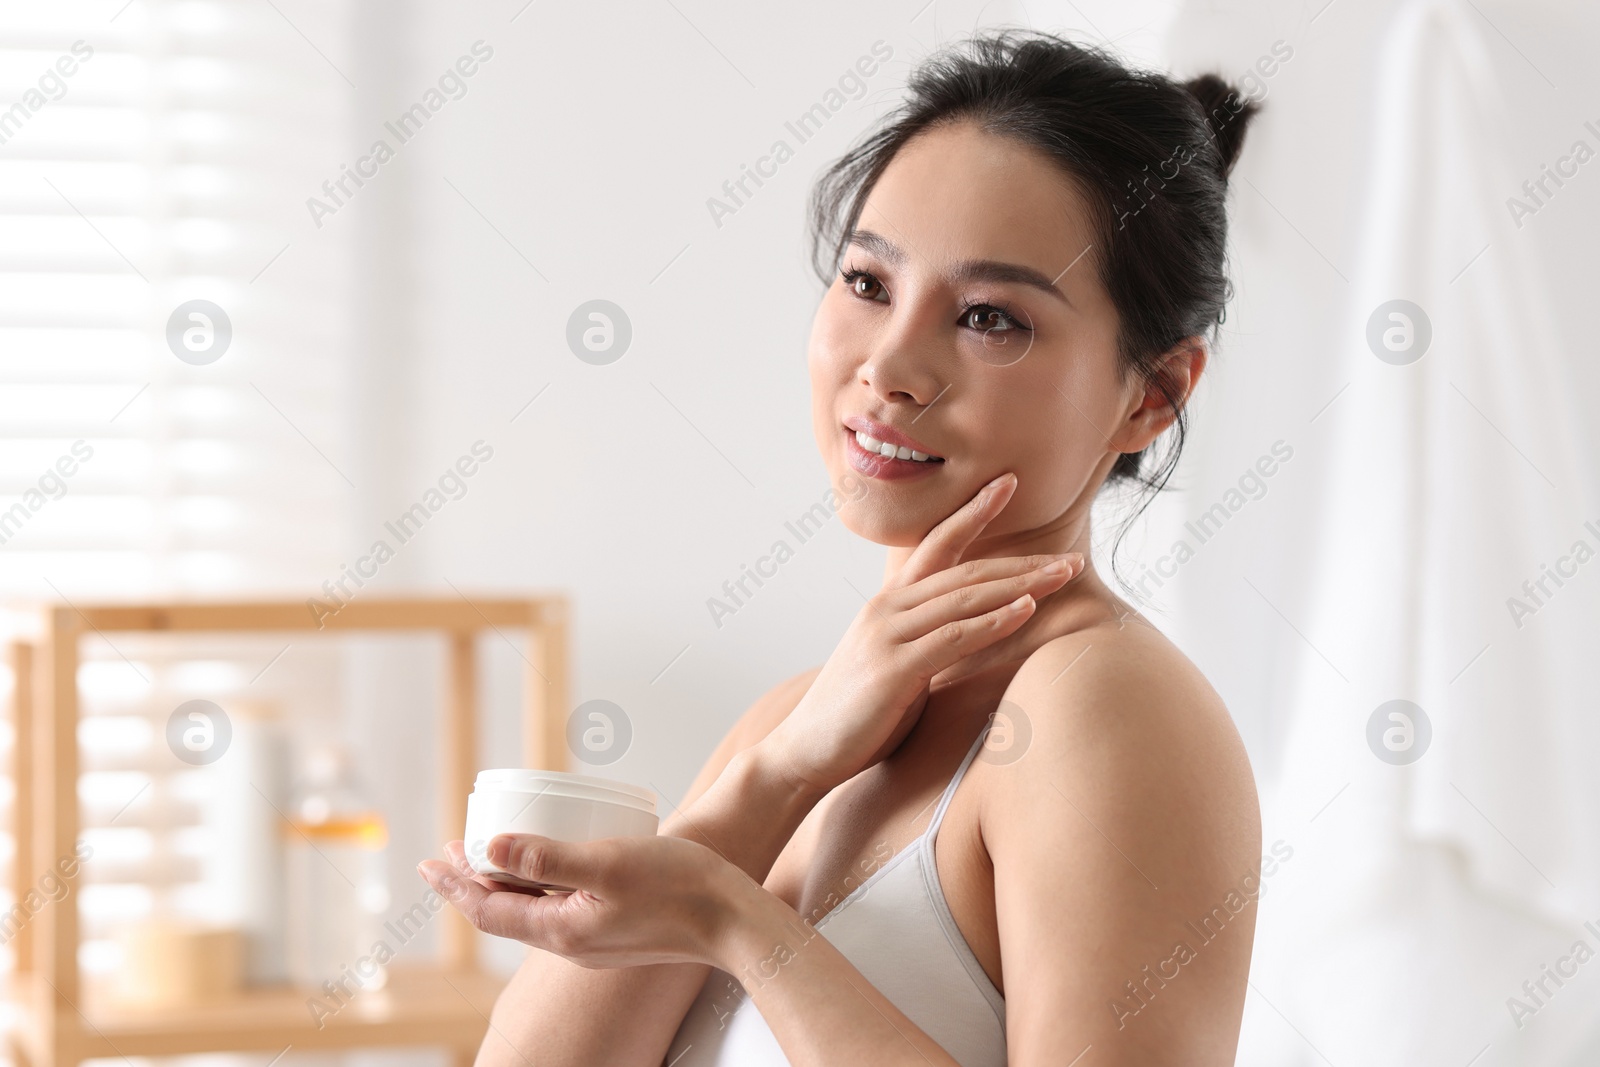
top-left (981, 611), bottom-right (1260, 862)
top-left (1011, 611), bottom-right (1239, 750)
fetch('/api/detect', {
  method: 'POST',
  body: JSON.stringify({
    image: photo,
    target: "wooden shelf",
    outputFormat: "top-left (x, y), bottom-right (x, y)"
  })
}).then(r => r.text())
top-left (4, 596), bottom-right (570, 1067)
top-left (5, 965), bottom-right (505, 1060)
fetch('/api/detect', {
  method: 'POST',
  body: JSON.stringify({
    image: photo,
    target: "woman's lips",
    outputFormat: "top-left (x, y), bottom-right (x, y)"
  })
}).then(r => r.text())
top-left (844, 427), bottom-right (945, 481)
top-left (843, 415), bottom-right (942, 458)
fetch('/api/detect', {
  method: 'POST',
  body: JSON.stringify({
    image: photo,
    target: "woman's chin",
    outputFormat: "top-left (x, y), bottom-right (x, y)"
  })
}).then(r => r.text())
top-left (836, 503), bottom-right (938, 548)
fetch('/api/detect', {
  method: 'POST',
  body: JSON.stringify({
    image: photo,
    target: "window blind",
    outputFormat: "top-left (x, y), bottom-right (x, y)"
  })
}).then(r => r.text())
top-left (0, 0), bottom-right (358, 983)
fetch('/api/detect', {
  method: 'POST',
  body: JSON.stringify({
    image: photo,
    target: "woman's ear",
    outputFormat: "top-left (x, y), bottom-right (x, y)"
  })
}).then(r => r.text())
top-left (1108, 337), bottom-right (1207, 456)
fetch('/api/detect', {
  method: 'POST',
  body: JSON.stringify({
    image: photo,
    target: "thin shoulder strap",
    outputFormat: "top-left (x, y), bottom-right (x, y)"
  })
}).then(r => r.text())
top-left (926, 723), bottom-right (992, 838)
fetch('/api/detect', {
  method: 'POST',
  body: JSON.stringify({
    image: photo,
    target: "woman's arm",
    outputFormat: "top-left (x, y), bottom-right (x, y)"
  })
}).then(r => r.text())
top-left (470, 671), bottom-right (825, 1067)
top-left (984, 625), bottom-right (1263, 1066)
top-left (431, 824), bottom-right (968, 1067)
top-left (711, 875), bottom-right (964, 1066)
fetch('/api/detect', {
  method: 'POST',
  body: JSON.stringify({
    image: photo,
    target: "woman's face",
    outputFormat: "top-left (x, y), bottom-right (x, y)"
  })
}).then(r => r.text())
top-left (809, 120), bottom-right (1175, 550)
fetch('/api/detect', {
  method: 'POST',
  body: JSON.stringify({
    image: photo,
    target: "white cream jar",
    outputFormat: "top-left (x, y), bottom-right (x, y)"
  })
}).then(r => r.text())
top-left (464, 768), bottom-right (659, 891)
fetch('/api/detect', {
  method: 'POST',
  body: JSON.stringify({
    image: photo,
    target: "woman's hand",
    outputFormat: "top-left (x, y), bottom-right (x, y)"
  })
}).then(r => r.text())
top-left (758, 472), bottom-right (1084, 795)
top-left (417, 834), bottom-right (749, 970)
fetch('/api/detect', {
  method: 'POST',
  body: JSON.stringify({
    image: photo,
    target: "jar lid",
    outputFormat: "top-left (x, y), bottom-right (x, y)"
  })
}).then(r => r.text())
top-left (473, 768), bottom-right (657, 809)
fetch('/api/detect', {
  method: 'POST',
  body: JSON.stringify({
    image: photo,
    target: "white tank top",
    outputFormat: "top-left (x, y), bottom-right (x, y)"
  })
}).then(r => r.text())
top-left (664, 727), bottom-right (1007, 1066)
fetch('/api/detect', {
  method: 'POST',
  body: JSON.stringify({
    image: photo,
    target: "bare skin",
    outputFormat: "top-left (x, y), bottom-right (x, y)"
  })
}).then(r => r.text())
top-left (419, 119), bottom-right (1261, 1066)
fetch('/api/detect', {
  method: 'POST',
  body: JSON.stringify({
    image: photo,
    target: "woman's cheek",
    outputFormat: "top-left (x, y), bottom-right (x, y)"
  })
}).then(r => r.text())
top-left (807, 313), bottom-right (857, 388)
top-left (998, 414), bottom-right (1096, 526)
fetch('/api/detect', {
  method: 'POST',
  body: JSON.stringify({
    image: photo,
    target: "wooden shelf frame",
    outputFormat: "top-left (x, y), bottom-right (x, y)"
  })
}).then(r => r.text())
top-left (4, 595), bottom-right (570, 1067)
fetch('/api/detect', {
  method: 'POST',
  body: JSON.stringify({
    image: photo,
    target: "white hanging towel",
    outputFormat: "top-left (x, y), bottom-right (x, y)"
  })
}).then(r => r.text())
top-left (1244, 1), bottom-right (1600, 1064)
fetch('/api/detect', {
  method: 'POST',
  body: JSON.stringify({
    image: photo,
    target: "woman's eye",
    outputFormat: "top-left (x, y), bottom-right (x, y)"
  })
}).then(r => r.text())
top-left (962, 305), bottom-right (1024, 333)
top-left (841, 269), bottom-right (887, 302)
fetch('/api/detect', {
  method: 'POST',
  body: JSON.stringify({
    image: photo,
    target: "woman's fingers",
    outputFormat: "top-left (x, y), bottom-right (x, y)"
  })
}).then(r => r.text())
top-left (418, 857), bottom-right (494, 916)
top-left (439, 833), bottom-right (595, 896)
top-left (937, 620), bottom-right (1062, 683)
top-left (896, 555), bottom-right (1083, 641)
top-left (422, 837), bottom-right (592, 945)
top-left (891, 551), bottom-right (1083, 610)
top-left (419, 856), bottom-right (574, 944)
top-left (442, 838), bottom-right (477, 878)
top-left (903, 591), bottom-right (1039, 675)
top-left (489, 833), bottom-right (602, 893)
top-left (895, 472), bottom-right (1017, 586)
top-left (442, 837), bottom-right (530, 893)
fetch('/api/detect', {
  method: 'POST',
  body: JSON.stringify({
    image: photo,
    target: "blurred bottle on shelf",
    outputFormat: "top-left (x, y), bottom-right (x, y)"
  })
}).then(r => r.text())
top-left (284, 742), bottom-right (390, 992)
top-left (200, 699), bottom-right (290, 984)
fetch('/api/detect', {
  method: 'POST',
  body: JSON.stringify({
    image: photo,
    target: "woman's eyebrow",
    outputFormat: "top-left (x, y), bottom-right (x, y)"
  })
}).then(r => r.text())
top-left (847, 228), bottom-right (1072, 305)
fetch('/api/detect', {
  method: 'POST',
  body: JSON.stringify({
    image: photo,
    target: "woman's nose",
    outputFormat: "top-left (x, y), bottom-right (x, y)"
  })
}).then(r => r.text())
top-left (858, 321), bottom-right (946, 407)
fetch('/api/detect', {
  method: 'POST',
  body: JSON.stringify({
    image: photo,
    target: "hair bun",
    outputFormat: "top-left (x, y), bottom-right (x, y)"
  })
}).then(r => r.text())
top-left (1182, 73), bottom-right (1258, 179)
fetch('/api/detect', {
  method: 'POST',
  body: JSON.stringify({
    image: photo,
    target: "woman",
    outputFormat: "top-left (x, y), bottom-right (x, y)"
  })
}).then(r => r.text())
top-left (419, 28), bottom-right (1263, 1066)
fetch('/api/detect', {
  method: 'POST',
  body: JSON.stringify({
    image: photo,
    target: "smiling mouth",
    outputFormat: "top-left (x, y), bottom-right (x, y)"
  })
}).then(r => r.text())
top-left (842, 426), bottom-right (946, 482)
top-left (849, 428), bottom-right (944, 463)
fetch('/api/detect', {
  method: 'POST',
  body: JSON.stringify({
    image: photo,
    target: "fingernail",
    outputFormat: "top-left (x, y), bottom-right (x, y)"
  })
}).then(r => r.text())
top-left (1009, 594), bottom-right (1032, 611)
top-left (488, 836), bottom-right (510, 866)
top-left (1044, 559), bottom-right (1069, 575)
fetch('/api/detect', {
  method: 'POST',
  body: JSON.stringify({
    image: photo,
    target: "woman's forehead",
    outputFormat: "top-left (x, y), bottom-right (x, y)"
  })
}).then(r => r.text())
top-left (857, 123), bottom-right (1098, 286)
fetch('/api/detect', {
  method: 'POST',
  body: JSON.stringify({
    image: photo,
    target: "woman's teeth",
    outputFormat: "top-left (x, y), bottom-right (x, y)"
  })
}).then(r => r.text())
top-left (855, 429), bottom-right (937, 462)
